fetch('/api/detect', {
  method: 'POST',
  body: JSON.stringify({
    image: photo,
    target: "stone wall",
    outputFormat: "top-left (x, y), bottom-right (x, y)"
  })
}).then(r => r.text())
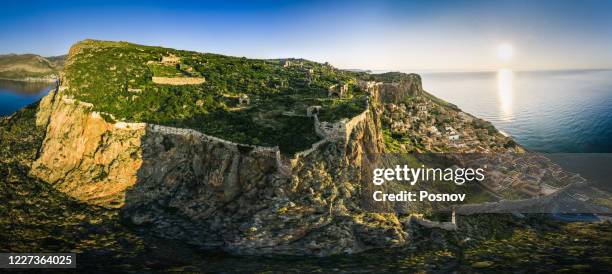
top-left (313, 107), bottom-right (370, 142)
top-left (32, 72), bottom-right (399, 210)
top-left (152, 76), bottom-right (205, 85)
top-left (31, 88), bottom-right (283, 208)
top-left (289, 139), bottom-right (329, 165)
top-left (30, 75), bottom-right (403, 256)
top-left (408, 215), bottom-right (457, 231)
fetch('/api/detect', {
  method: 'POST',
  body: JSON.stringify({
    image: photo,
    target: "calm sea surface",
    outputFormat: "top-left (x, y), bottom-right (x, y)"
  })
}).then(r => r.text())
top-left (0, 79), bottom-right (54, 116)
top-left (421, 69), bottom-right (612, 153)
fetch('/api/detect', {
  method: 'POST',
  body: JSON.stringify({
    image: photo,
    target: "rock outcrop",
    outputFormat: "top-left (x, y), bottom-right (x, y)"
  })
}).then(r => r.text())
top-left (374, 74), bottom-right (423, 103)
top-left (29, 63), bottom-right (417, 255)
top-left (31, 88), bottom-right (146, 207)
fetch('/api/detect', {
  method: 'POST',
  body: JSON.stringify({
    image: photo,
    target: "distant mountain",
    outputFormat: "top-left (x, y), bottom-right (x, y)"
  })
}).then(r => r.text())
top-left (344, 68), bottom-right (373, 73)
top-left (0, 53), bottom-right (66, 81)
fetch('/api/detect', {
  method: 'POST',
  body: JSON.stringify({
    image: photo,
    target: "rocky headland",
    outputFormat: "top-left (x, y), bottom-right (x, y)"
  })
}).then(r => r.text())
top-left (0, 40), bottom-right (610, 270)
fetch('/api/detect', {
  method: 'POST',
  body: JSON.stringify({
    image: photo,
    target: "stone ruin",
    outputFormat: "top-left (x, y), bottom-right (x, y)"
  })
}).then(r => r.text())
top-left (150, 54), bottom-right (205, 85)
top-left (328, 83), bottom-right (348, 97)
top-left (281, 59), bottom-right (303, 68)
top-left (357, 80), bottom-right (379, 91)
top-left (313, 108), bottom-right (370, 142)
top-left (161, 54), bottom-right (180, 66)
top-left (152, 77), bottom-right (205, 85)
top-left (239, 94), bottom-right (250, 105)
top-left (306, 105), bottom-right (321, 117)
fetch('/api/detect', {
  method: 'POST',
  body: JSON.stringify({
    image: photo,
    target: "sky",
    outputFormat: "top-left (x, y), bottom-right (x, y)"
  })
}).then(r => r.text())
top-left (1, 0), bottom-right (611, 71)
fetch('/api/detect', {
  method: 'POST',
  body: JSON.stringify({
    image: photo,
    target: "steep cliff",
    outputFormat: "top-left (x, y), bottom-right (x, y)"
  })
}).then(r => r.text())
top-left (30, 79), bottom-right (412, 255)
top-left (27, 40), bottom-right (427, 256)
top-left (23, 40), bottom-right (610, 258)
top-left (376, 74), bottom-right (423, 103)
top-left (32, 38), bottom-right (556, 256)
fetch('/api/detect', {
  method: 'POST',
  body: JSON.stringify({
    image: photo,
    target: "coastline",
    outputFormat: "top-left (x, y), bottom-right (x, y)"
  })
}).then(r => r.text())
top-left (0, 77), bottom-right (58, 83)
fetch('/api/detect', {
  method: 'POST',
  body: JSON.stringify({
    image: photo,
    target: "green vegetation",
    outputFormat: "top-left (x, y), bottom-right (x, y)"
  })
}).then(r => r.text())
top-left (360, 71), bottom-right (408, 83)
top-left (64, 40), bottom-right (368, 154)
top-left (147, 63), bottom-right (202, 78)
top-left (1, 103), bottom-right (611, 272)
top-left (0, 103), bottom-right (43, 166)
top-left (383, 128), bottom-right (423, 153)
top-left (458, 215), bottom-right (612, 272)
top-left (317, 95), bottom-right (368, 121)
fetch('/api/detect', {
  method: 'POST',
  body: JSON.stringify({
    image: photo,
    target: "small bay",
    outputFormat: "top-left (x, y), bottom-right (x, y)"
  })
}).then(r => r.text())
top-left (0, 79), bottom-right (54, 116)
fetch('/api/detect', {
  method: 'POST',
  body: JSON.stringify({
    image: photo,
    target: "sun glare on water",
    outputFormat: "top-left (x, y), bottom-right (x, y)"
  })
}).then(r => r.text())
top-left (497, 43), bottom-right (514, 61)
top-left (497, 68), bottom-right (514, 121)
top-left (496, 43), bottom-right (515, 120)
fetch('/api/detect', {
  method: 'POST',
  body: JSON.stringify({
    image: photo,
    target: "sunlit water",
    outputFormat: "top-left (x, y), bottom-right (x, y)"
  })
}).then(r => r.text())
top-left (420, 69), bottom-right (612, 153)
top-left (0, 79), bottom-right (54, 116)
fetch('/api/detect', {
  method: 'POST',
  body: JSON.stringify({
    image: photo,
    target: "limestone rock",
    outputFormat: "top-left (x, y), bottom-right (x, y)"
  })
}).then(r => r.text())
top-left (29, 78), bottom-right (409, 256)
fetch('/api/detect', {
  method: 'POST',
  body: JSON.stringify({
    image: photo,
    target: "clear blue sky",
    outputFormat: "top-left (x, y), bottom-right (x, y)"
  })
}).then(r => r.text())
top-left (1, 0), bottom-right (611, 71)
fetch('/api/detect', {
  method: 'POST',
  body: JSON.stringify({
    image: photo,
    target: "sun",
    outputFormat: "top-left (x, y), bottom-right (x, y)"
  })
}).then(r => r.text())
top-left (497, 43), bottom-right (514, 61)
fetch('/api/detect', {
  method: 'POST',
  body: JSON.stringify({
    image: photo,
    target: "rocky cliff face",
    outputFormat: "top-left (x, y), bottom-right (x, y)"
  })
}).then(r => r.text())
top-left (28, 64), bottom-right (421, 255)
top-left (375, 74), bottom-right (423, 104)
top-left (31, 87), bottom-right (145, 207)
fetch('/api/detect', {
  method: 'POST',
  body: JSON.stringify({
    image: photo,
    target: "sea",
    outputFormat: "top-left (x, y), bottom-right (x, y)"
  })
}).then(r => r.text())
top-left (420, 69), bottom-right (612, 153)
top-left (0, 79), bottom-right (54, 116)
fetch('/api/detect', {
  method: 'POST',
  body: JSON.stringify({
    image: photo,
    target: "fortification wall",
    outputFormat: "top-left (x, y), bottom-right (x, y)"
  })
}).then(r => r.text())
top-left (152, 76), bottom-right (205, 85)
top-left (313, 107), bottom-right (370, 142)
top-left (148, 124), bottom-right (278, 155)
top-left (343, 108), bottom-right (370, 140)
top-left (289, 139), bottom-right (329, 166)
top-left (59, 94), bottom-right (280, 156)
top-left (34, 84), bottom-right (377, 207)
top-left (408, 215), bottom-right (457, 231)
top-left (32, 92), bottom-right (284, 207)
